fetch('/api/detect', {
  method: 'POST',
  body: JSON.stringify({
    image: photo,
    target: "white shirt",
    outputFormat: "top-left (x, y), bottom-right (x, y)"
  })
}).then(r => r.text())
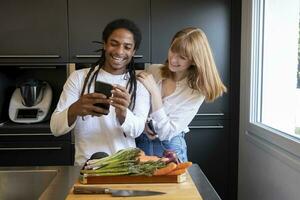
top-left (147, 64), bottom-right (205, 141)
top-left (50, 67), bottom-right (150, 166)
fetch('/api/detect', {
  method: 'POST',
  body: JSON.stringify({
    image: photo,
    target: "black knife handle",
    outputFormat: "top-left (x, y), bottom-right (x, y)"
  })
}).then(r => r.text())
top-left (73, 185), bottom-right (108, 194)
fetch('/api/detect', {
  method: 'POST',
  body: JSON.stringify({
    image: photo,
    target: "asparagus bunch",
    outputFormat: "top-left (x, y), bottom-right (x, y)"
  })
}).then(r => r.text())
top-left (81, 148), bottom-right (166, 176)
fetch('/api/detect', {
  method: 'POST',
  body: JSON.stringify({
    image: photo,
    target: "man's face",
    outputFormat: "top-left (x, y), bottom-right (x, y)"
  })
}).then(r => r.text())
top-left (103, 28), bottom-right (136, 74)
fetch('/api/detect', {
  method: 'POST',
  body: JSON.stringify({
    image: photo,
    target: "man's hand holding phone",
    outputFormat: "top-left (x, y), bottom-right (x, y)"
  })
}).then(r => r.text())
top-left (68, 81), bottom-right (131, 126)
top-left (70, 81), bottom-right (112, 119)
top-left (94, 81), bottom-right (113, 113)
top-left (67, 92), bottom-right (111, 126)
top-left (109, 84), bottom-right (131, 124)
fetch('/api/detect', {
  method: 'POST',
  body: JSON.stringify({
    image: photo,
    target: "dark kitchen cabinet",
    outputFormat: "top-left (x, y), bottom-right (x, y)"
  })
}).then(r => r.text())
top-left (151, 0), bottom-right (230, 116)
top-left (187, 119), bottom-right (230, 200)
top-left (0, 122), bottom-right (72, 166)
top-left (68, 0), bottom-right (150, 64)
top-left (0, 0), bottom-right (68, 64)
top-left (0, 141), bottom-right (72, 166)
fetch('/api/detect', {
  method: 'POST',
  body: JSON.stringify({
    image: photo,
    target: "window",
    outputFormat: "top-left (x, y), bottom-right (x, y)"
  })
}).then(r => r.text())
top-left (252, 0), bottom-right (300, 137)
top-left (298, 19), bottom-right (300, 89)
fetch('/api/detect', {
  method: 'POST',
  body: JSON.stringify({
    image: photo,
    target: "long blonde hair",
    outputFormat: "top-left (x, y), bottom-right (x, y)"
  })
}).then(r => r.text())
top-left (161, 27), bottom-right (227, 102)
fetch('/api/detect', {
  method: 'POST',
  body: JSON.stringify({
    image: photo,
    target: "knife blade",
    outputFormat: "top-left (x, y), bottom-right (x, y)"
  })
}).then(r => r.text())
top-left (73, 185), bottom-right (166, 197)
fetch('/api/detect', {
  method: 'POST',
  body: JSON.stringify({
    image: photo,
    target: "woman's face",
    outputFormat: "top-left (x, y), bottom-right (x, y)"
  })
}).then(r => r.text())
top-left (103, 28), bottom-right (136, 74)
top-left (167, 49), bottom-right (193, 73)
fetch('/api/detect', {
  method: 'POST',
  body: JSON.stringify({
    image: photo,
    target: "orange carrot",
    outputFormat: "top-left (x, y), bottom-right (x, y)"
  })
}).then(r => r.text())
top-left (176, 162), bottom-right (193, 170)
top-left (167, 168), bottom-right (186, 175)
top-left (153, 162), bottom-right (177, 175)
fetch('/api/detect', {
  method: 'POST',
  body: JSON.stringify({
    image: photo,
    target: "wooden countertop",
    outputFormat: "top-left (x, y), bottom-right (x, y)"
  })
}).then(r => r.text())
top-left (0, 164), bottom-right (220, 200)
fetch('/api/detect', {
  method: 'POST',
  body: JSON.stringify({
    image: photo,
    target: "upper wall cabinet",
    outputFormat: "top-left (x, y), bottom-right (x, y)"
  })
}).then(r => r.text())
top-left (68, 0), bottom-right (150, 64)
top-left (0, 0), bottom-right (68, 64)
top-left (151, 0), bottom-right (230, 117)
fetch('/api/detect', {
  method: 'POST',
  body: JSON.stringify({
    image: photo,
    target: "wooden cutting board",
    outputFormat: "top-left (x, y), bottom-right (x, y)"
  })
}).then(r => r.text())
top-left (66, 172), bottom-right (202, 200)
top-left (79, 173), bottom-right (186, 184)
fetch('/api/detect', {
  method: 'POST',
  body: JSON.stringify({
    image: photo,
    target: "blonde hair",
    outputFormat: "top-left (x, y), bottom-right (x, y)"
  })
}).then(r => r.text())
top-left (161, 27), bottom-right (227, 101)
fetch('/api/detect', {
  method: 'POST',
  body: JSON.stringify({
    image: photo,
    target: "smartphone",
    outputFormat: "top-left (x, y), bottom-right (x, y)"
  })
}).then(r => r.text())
top-left (94, 81), bottom-right (113, 111)
top-left (147, 120), bottom-right (157, 136)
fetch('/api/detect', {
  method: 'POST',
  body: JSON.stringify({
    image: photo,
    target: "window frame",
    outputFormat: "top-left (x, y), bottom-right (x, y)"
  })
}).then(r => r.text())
top-left (243, 0), bottom-right (300, 165)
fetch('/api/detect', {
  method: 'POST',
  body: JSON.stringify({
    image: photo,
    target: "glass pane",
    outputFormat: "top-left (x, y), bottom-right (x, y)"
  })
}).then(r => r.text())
top-left (260, 0), bottom-right (300, 137)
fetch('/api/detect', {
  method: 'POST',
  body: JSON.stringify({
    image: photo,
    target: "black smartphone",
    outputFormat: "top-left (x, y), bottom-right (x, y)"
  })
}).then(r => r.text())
top-left (94, 81), bottom-right (113, 111)
top-left (147, 120), bottom-right (157, 135)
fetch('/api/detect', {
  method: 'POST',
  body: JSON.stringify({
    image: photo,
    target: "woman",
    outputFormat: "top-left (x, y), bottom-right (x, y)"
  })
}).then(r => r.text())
top-left (136, 27), bottom-right (227, 162)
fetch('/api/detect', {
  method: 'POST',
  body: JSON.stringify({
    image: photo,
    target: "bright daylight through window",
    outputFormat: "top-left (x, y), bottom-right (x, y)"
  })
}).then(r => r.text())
top-left (258, 0), bottom-right (300, 137)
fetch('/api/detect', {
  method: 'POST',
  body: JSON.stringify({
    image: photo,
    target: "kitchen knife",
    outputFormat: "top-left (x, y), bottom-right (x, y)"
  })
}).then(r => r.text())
top-left (73, 185), bottom-right (165, 197)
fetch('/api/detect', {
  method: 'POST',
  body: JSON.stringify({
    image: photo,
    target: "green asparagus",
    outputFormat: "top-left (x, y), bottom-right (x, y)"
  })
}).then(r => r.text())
top-left (81, 148), bottom-right (167, 176)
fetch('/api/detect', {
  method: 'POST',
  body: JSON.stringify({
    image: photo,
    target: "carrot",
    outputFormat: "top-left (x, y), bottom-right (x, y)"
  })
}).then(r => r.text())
top-left (175, 162), bottom-right (193, 170)
top-left (167, 168), bottom-right (186, 175)
top-left (153, 162), bottom-right (177, 175)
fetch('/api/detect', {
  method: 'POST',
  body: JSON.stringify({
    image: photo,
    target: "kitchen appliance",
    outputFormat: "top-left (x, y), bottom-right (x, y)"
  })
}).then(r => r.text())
top-left (8, 79), bottom-right (52, 123)
top-left (73, 185), bottom-right (165, 196)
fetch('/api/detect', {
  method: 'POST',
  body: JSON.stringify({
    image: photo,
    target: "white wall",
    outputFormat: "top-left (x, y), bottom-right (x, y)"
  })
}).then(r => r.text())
top-left (238, 0), bottom-right (300, 199)
top-left (239, 133), bottom-right (300, 200)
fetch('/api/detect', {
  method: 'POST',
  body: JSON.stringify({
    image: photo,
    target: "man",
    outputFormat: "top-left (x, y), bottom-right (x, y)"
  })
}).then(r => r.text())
top-left (50, 19), bottom-right (150, 166)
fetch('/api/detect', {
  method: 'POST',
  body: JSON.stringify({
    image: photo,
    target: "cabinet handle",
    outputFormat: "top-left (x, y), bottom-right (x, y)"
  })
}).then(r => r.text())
top-left (133, 55), bottom-right (143, 58)
top-left (188, 125), bottom-right (224, 129)
top-left (18, 66), bottom-right (57, 69)
top-left (0, 147), bottom-right (62, 150)
top-left (75, 55), bottom-right (99, 58)
top-left (0, 55), bottom-right (60, 58)
top-left (76, 54), bottom-right (143, 59)
top-left (0, 133), bottom-right (52, 136)
top-left (195, 113), bottom-right (224, 116)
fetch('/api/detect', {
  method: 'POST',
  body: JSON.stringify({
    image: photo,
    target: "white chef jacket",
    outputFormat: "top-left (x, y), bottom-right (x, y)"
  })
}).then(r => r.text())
top-left (146, 64), bottom-right (205, 141)
top-left (50, 67), bottom-right (150, 166)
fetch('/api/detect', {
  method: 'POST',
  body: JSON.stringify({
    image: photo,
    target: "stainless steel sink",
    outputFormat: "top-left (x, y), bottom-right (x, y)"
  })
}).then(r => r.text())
top-left (0, 166), bottom-right (81, 200)
top-left (0, 169), bottom-right (57, 200)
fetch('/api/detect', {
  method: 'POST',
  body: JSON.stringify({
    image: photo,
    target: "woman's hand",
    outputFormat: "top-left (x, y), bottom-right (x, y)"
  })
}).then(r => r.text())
top-left (137, 71), bottom-right (163, 112)
top-left (110, 84), bottom-right (131, 124)
top-left (137, 71), bottom-right (160, 95)
top-left (68, 93), bottom-right (110, 126)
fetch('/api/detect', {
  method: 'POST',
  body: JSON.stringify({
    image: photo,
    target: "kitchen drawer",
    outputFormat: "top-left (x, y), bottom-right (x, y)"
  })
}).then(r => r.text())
top-left (0, 132), bottom-right (70, 142)
top-left (0, 141), bottom-right (72, 166)
top-left (186, 119), bottom-right (230, 200)
top-left (0, 121), bottom-right (71, 142)
top-left (197, 93), bottom-right (230, 119)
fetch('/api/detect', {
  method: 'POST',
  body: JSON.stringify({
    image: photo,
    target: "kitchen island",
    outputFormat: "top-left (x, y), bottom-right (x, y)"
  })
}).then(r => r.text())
top-left (0, 164), bottom-right (220, 200)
